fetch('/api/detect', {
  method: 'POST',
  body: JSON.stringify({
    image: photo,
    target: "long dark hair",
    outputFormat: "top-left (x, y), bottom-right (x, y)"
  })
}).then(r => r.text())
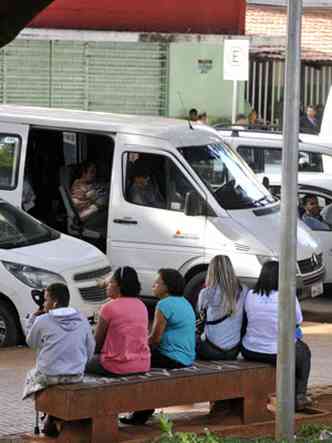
top-left (253, 261), bottom-right (279, 296)
top-left (112, 266), bottom-right (141, 297)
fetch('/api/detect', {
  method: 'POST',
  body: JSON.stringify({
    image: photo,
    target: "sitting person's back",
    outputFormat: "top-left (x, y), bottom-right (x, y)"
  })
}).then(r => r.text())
top-left (197, 255), bottom-right (245, 361)
top-left (26, 283), bottom-right (95, 377)
top-left (24, 283), bottom-right (95, 436)
top-left (86, 266), bottom-right (150, 376)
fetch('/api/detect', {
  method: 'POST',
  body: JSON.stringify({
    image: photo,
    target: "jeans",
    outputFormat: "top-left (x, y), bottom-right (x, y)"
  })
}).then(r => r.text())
top-left (197, 338), bottom-right (240, 361)
top-left (241, 340), bottom-right (311, 396)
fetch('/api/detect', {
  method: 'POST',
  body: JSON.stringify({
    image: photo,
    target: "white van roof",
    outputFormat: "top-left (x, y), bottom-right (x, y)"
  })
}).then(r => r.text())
top-left (0, 105), bottom-right (219, 146)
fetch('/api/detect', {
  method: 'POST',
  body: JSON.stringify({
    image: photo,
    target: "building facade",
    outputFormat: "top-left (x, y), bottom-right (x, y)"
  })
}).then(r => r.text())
top-left (0, 1), bottom-right (247, 123)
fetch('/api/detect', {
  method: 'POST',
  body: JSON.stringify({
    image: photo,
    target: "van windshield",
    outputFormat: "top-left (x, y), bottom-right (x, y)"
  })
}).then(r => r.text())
top-left (178, 143), bottom-right (275, 210)
top-left (0, 202), bottom-right (60, 249)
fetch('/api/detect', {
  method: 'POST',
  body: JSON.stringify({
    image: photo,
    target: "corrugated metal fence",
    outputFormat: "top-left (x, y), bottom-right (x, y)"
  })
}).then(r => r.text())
top-left (0, 39), bottom-right (169, 116)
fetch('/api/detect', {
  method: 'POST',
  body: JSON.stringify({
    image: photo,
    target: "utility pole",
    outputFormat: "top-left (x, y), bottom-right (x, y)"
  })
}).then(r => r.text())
top-left (276, 0), bottom-right (302, 441)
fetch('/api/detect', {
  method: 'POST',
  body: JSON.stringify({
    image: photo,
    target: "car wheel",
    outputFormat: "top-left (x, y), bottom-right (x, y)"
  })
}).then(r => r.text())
top-left (0, 303), bottom-right (20, 347)
top-left (184, 271), bottom-right (207, 309)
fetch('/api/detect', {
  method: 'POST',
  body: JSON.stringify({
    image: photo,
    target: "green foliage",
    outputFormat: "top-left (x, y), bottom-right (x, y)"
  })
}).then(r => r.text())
top-left (297, 423), bottom-right (332, 440)
top-left (153, 415), bottom-right (332, 443)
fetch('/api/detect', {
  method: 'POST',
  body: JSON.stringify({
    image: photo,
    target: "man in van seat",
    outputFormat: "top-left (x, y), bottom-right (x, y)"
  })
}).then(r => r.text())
top-left (71, 161), bottom-right (108, 234)
top-left (301, 194), bottom-right (330, 231)
top-left (128, 160), bottom-right (165, 209)
top-left (23, 283), bottom-right (95, 437)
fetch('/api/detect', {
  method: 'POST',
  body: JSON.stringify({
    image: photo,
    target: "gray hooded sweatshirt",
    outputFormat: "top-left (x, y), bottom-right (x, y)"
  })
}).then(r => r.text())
top-left (26, 307), bottom-right (95, 376)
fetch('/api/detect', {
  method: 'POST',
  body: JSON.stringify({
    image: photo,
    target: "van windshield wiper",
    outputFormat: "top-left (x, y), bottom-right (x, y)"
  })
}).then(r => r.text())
top-left (252, 196), bottom-right (269, 206)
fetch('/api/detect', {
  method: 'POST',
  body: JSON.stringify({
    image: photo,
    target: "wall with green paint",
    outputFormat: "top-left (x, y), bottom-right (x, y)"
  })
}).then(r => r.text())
top-left (168, 42), bottom-right (246, 123)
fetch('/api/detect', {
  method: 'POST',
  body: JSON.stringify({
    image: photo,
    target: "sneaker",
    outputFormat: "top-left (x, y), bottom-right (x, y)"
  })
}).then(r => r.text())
top-left (295, 394), bottom-right (312, 412)
top-left (120, 410), bottom-right (154, 425)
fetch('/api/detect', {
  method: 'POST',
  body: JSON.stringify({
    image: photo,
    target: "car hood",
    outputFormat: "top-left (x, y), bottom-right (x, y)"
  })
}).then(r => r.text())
top-left (228, 205), bottom-right (321, 260)
top-left (0, 233), bottom-right (107, 273)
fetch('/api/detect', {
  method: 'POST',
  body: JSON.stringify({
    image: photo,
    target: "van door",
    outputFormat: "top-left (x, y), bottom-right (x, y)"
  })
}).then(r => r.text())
top-left (109, 147), bottom-right (207, 295)
top-left (0, 123), bottom-right (28, 207)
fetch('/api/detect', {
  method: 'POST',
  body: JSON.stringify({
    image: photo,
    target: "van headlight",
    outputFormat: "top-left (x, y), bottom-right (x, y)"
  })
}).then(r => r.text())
top-left (2, 261), bottom-right (66, 289)
top-left (256, 255), bottom-right (278, 266)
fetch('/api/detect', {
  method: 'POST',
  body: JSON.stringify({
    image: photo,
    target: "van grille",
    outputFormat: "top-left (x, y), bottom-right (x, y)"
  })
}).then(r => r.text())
top-left (79, 286), bottom-right (107, 302)
top-left (74, 266), bottom-right (111, 282)
top-left (298, 253), bottom-right (323, 274)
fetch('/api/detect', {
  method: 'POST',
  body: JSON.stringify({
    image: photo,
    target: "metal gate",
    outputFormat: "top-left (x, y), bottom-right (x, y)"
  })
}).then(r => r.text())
top-left (0, 39), bottom-right (169, 116)
top-left (247, 58), bottom-right (332, 126)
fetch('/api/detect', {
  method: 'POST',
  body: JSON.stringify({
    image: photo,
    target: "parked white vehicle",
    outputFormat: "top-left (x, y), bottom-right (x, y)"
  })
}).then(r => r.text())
top-left (0, 198), bottom-right (110, 347)
top-left (215, 127), bottom-right (332, 284)
top-left (0, 105), bottom-right (325, 313)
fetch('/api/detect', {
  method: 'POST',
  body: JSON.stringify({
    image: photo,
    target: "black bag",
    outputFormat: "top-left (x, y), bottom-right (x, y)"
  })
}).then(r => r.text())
top-left (196, 308), bottom-right (207, 336)
top-left (196, 309), bottom-right (230, 336)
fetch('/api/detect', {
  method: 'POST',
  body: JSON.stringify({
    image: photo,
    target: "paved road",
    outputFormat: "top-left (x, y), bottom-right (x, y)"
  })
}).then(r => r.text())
top-left (1, 321), bottom-right (332, 437)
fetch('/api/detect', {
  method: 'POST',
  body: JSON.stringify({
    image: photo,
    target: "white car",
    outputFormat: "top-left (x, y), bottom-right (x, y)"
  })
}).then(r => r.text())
top-left (215, 126), bottom-right (332, 285)
top-left (0, 199), bottom-right (110, 347)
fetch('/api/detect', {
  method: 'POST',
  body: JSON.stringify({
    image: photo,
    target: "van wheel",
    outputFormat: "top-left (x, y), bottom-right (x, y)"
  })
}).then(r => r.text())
top-left (184, 271), bottom-right (207, 309)
top-left (0, 303), bottom-right (20, 347)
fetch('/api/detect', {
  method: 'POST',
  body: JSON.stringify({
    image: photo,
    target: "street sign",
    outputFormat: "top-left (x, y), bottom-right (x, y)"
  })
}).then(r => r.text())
top-left (223, 39), bottom-right (249, 81)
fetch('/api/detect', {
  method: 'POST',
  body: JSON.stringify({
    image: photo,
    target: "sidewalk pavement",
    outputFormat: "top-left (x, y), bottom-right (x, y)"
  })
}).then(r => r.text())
top-left (1, 322), bottom-right (332, 437)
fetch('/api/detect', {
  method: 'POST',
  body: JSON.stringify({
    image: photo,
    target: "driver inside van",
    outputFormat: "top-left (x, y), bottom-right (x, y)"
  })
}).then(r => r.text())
top-left (71, 161), bottom-right (108, 233)
top-left (128, 160), bottom-right (165, 209)
top-left (301, 194), bottom-right (330, 231)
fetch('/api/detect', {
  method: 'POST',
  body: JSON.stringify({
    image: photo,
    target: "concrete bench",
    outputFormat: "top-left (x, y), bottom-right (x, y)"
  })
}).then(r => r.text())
top-left (35, 360), bottom-right (276, 443)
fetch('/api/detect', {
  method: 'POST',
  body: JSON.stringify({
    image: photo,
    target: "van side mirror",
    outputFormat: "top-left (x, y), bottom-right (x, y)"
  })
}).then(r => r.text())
top-left (184, 191), bottom-right (206, 216)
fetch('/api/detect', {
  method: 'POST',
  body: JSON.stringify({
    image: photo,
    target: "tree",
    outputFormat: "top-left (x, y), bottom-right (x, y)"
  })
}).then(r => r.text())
top-left (0, 0), bottom-right (55, 48)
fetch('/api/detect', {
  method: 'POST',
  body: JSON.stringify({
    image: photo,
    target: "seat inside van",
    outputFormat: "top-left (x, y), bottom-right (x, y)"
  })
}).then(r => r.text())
top-left (24, 129), bottom-right (114, 252)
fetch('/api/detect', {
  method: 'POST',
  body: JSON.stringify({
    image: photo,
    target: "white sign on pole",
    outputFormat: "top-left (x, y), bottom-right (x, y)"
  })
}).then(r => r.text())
top-left (223, 39), bottom-right (249, 81)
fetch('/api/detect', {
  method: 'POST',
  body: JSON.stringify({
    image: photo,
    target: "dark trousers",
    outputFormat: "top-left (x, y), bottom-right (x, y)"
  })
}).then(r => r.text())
top-left (85, 354), bottom-right (146, 377)
top-left (241, 340), bottom-right (311, 396)
top-left (197, 338), bottom-right (240, 361)
top-left (85, 354), bottom-right (117, 377)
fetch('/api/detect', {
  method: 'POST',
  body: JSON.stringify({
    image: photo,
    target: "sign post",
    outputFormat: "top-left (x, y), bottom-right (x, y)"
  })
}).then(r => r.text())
top-left (223, 39), bottom-right (249, 123)
top-left (276, 1), bottom-right (302, 441)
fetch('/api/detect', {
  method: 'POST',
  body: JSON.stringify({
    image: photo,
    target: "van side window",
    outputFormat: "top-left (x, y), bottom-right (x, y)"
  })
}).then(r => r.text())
top-left (237, 146), bottom-right (263, 173)
top-left (0, 135), bottom-right (20, 189)
top-left (124, 152), bottom-right (199, 212)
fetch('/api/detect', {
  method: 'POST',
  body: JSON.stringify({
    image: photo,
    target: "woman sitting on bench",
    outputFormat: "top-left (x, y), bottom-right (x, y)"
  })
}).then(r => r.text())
top-left (121, 268), bottom-right (196, 425)
top-left (86, 267), bottom-right (150, 376)
top-left (197, 255), bottom-right (247, 361)
top-left (241, 260), bottom-right (312, 412)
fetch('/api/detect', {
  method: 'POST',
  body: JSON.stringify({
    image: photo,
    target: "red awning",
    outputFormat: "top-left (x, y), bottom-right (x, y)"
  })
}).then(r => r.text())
top-left (30, 0), bottom-right (245, 35)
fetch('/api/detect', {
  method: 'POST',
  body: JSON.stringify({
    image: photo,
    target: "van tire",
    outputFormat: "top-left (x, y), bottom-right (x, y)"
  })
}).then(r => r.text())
top-left (184, 271), bottom-right (207, 309)
top-left (0, 303), bottom-right (20, 347)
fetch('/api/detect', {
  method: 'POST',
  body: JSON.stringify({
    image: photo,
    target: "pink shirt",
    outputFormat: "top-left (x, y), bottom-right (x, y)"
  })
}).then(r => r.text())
top-left (100, 297), bottom-right (151, 374)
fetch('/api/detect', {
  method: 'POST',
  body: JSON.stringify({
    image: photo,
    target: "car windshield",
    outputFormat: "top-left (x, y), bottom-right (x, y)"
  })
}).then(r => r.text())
top-left (0, 202), bottom-right (59, 249)
top-left (178, 143), bottom-right (275, 210)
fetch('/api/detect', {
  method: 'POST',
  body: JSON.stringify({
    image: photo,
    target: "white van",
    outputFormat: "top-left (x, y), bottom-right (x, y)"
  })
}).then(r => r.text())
top-left (0, 106), bottom-right (325, 309)
top-left (0, 197), bottom-right (110, 347)
top-left (215, 127), bottom-right (332, 285)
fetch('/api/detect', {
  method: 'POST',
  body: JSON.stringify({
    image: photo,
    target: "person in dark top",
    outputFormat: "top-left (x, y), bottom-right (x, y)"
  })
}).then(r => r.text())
top-left (189, 108), bottom-right (198, 122)
top-left (300, 105), bottom-right (320, 134)
top-left (128, 161), bottom-right (165, 208)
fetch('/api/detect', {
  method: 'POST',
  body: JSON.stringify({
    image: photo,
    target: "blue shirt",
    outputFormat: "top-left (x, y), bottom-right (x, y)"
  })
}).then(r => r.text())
top-left (157, 295), bottom-right (196, 366)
